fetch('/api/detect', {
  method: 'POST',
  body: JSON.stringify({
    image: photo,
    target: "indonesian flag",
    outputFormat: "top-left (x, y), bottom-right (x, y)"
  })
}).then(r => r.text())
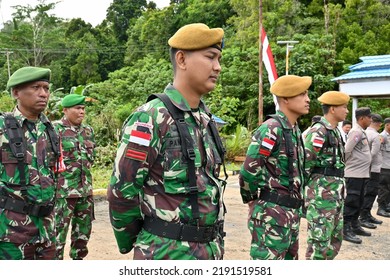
top-left (129, 130), bottom-right (151, 146)
top-left (261, 27), bottom-right (279, 110)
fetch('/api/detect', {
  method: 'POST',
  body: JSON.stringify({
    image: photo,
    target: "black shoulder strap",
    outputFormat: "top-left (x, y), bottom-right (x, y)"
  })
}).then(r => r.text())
top-left (2, 114), bottom-right (60, 197)
top-left (148, 93), bottom-right (200, 222)
top-left (311, 120), bottom-right (337, 166)
top-left (265, 114), bottom-right (295, 194)
top-left (41, 118), bottom-right (60, 158)
top-left (3, 114), bottom-right (28, 197)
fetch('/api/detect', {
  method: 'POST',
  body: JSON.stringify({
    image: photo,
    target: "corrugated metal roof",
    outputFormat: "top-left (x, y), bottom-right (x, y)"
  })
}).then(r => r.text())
top-left (332, 54), bottom-right (390, 82)
top-left (332, 68), bottom-right (390, 81)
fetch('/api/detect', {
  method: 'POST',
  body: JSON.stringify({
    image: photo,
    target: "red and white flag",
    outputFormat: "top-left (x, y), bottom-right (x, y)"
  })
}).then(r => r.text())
top-left (129, 129), bottom-right (151, 146)
top-left (261, 27), bottom-right (279, 110)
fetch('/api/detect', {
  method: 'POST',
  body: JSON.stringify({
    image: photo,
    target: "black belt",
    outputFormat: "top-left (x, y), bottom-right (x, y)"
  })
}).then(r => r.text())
top-left (312, 167), bottom-right (344, 177)
top-left (143, 216), bottom-right (225, 243)
top-left (259, 190), bottom-right (302, 209)
top-left (0, 195), bottom-right (54, 217)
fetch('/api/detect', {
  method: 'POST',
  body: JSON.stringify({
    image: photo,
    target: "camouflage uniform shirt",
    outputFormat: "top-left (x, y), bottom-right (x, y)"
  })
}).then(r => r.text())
top-left (0, 107), bottom-right (58, 243)
top-left (108, 85), bottom-right (226, 260)
top-left (303, 117), bottom-right (345, 259)
top-left (240, 111), bottom-right (305, 202)
top-left (304, 117), bottom-right (346, 201)
top-left (53, 117), bottom-right (96, 198)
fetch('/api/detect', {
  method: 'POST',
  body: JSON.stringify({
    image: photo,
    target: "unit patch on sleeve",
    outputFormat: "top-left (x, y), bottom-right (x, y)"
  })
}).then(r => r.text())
top-left (129, 127), bottom-right (152, 147)
top-left (313, 136), bottom-right (324, 152)
top-left (125, 148), bottom-right (148, 161)
top-left (259, 137), bottom-right (275, 157)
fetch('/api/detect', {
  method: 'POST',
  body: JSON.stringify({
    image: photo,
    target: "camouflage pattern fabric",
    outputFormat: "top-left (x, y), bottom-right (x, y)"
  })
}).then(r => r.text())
top-left (55, 196), bottom-right (94, 259)
top-left (303, 117), bottom-right (345, 260)
top-left (0, 107), bottom-right (58, 260)
top-left (0, 241), bottom-right (56, 260)
top-left (107, 85), bottom-right (226, 260)
top-left (53, 117), bottom-right (96, 260)
top-left (239, 111), bottom-right (305, 260)
top-left (53, 117), bottom-right (95, 198)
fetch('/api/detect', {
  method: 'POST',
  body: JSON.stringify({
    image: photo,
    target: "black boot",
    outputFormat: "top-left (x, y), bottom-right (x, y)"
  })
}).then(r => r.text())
top-left (377, 207), bottom-right (390, 218)
top-left (343, 222), bottom-right (362, 244)
top-left (359, 210), bottom-right (377, 229)
top-left (352, 220), bottom-right (372, 236)
top-left (367, 212), bottom-right (383, 225)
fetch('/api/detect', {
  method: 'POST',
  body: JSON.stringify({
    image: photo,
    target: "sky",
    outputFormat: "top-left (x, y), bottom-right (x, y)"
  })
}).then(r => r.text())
top-left (0, 0), bottom-right (170, 27)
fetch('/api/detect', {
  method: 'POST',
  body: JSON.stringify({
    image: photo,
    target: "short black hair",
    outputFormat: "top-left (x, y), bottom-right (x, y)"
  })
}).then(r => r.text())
top-left (342, 120), bottom-right (352, 126)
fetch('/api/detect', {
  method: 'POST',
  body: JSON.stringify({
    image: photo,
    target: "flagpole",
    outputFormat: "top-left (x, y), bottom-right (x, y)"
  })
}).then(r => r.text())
top-left (258, 0), bottom-right (263, 125)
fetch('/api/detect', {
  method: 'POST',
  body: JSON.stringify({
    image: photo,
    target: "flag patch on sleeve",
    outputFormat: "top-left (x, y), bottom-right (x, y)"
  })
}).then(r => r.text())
top-left (313, 136), bottom-right (324, 148)
top-left (129, 129), bottom-right (151, 146)
top-left (259, 138), bottom-right (275, 156)
top-left (125, 148), bottom-right (148, 161)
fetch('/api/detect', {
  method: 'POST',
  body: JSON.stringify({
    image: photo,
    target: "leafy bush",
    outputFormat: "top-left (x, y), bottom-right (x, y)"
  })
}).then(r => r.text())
top-left (224, 125), bottom-right (251, 161)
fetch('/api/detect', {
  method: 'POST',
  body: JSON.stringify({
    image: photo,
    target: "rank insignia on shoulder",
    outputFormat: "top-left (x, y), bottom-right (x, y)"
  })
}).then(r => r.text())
top-left (125, 148), bottom-right (148, 161)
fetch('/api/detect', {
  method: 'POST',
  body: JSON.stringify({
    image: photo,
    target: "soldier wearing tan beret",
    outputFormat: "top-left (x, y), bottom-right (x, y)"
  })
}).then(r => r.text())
top-left (239, 74), bottom-right (311, 259)
top-left (303, 90), bottom-right (351, 258)
top-left (108, 23), bottom-right (227, 260)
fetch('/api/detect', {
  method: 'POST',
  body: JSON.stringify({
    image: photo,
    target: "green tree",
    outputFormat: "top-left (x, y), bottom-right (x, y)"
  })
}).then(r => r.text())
top-left (106, 0), bottom-right (147, 43)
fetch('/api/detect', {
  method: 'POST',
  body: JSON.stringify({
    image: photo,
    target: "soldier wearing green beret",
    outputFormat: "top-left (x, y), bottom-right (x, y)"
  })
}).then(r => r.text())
top-left (0, 66), bottom-right (60, 259)
top-left (53, 94), bottom-right (96, 260)
top-left (107, 23), bottom-right (227, 260)
top-left (303, 90), bottom-right (350, 259)
top-left (239, 74), bottom-right (311, 259)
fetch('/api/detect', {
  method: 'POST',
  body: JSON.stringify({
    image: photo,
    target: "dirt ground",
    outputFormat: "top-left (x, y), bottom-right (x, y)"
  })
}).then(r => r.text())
top-left (65, 174), bottom-right (390, 260)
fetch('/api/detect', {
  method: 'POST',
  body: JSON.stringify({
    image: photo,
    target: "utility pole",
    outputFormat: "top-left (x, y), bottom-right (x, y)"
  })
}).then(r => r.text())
top-left (258, 0), bottom-right (263, 125)
top-left (277, 40), bottom-right (299, 75)
top-left (0, 49), bottom-right (13, 78)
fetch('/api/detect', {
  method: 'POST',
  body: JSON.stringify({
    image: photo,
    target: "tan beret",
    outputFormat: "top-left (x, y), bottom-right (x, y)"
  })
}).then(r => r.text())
top-left (318, 91), bottom-right (350, 105)
top-left (270, 75), bottom-right (312, 97)
top-left (168, 23), bottom-right (224, 51)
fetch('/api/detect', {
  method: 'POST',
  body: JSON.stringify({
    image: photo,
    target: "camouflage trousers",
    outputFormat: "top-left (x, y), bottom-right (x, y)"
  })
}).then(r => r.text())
top-left (55, 196), bottom-right (95, 260)
top-left (0, 241), bottom-right (55, 260)
top-left (305, 200), bottom-right (344, 260)
top-left (248, 200), bottom-right (300, 260)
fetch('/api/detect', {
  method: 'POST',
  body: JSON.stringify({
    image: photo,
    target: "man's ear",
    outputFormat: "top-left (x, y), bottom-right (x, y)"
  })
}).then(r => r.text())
top-left (11, 88), bottom-right (19, 100)
top-left (175, 50), bottom-right (187, 70)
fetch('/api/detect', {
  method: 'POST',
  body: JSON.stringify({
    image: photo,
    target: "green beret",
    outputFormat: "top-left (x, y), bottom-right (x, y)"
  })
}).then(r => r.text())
top-left (270, 75), bottom-right (312, 98)
top-left (168, 23), bottom-right (224, 51)
top-left (318, 91), bottom-right (350, 105)
top-left (7, 66), bottom-right (51, 90)
top-left (62, 94), bottom-right (86, 108)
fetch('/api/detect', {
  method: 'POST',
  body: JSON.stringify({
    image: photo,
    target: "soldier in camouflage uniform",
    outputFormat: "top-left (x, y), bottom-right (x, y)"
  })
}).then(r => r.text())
top-left (108, 23), bottom-right (227, 260)
top-left (0, 67), bottom-right (60, 260)
top-left (303, 91), bottom-right (350, 260)
top-left (239, 75), bottom-right (311, 260)
top-left (53, 94), bottom-right (96, 260)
